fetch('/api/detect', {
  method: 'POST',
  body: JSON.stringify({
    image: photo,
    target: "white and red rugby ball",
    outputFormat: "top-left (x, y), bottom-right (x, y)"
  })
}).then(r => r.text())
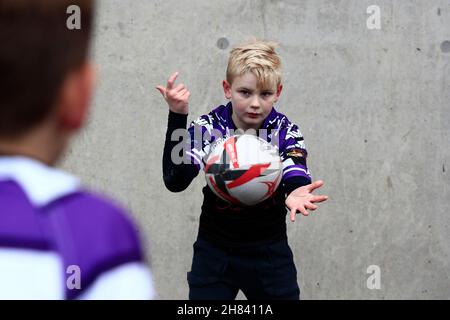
top-left (204, 134), bottom-right (282, 206)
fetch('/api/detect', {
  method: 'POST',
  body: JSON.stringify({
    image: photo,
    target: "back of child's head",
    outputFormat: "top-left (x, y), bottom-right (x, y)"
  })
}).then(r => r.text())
top-left (0, 0), bottom-right (94, 138)
top-left (226, 39), bottom-right (282, 90)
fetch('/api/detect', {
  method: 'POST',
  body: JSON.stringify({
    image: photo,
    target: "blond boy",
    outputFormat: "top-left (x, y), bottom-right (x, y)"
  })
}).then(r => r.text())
top-left (158, 40), bottom-right (327, 299)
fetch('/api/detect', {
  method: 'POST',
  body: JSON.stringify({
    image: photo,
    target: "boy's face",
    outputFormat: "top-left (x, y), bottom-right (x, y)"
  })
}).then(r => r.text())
top-left (223, 72), bottom-right (282, 131)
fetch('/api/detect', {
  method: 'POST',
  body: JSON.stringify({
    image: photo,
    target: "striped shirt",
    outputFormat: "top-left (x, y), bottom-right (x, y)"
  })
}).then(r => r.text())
top-left (0, 156), bottom-right (155, 299)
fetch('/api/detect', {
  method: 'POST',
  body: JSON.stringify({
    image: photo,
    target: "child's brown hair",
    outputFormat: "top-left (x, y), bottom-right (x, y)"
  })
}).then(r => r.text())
top-left (0, 0), bottom-right (94, 137)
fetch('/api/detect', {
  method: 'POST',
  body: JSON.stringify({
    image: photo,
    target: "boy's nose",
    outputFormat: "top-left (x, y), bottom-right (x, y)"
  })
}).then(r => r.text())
top-left (250, 96), bottom-right (261, 108)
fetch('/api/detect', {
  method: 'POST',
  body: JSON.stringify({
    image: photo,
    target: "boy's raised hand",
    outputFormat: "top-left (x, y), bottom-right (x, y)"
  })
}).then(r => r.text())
top-left (156, 72), bottom-right (190, 115)
top-left (285, 180), bottom-right (328, 222)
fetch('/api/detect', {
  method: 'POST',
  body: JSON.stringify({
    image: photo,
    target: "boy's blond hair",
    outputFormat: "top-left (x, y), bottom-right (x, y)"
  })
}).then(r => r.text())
top-left (226, 39), bottom-right (282, 90)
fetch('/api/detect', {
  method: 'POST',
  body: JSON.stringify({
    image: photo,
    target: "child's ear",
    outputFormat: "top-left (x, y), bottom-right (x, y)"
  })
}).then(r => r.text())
top-left (57, 62), bottom-right (96, 132)
top-left (223, 80), bottom-right (232, 99)
top-left (274, 84), bottom-right (283, 102)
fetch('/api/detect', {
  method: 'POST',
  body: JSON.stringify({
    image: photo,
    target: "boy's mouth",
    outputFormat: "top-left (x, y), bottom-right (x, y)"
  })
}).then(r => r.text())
top-left (247, 112), bottom-right (261, 118)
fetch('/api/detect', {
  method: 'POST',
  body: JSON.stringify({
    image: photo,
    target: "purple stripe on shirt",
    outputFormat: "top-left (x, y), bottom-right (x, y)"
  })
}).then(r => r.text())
top-left (42, 191), bottom-right (144, 299)
top-left (283, 169), bottom-right (311, 181)
top-left (0, 180), bottom-right (51, 250)
top-left (1, 179), bottom-right (145, 300)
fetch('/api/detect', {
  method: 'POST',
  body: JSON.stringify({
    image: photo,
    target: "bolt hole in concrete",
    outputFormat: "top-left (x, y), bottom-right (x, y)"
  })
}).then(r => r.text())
top-left (440, 41), bottom-right (450, 53)
top-left (217, 37), bottom-right (229, 50)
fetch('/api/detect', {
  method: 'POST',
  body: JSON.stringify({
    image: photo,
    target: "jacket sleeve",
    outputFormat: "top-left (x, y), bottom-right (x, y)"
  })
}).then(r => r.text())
top-left (162, 111), bottom-right (200, 192)
top-left (279, 123), bottom-right (312, 196)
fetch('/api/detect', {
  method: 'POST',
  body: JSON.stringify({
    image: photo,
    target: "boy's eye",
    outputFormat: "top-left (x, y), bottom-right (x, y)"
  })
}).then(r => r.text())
top-left (261, 92), bottom-right (274, 97)
top-left (239, 90), bottom-right (251, 96)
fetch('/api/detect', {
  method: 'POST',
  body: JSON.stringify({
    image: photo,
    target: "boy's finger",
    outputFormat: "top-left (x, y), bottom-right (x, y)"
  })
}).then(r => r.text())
top-left (308, 180), bottom-right (324, 192)
top-left (306, 202), bottom-right (318, 210)
top-left (156, 86), bottom-right (166, 98)
top-left (300, 207), bottom-right (309, 216)
top-left (179, 91), bottom-right (190, 101)
top-left (167, 72), bottom-right (179, 90)
top-left (312, 195), bottom-right (328, 203)
top-left (183, 91), bottom-right (191, 99)
top-left (290, 207), bottom-right (296, 222)
top-left (173, 83), bottom-right (185, 93)
top-left (177, 88), bottom-right (187, 95)
top-left (175, 89), bottom-right (188, 99)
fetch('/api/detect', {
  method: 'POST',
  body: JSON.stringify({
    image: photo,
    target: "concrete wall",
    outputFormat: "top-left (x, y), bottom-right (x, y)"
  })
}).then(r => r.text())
top-left (61, 0), bottom-right (450, 299)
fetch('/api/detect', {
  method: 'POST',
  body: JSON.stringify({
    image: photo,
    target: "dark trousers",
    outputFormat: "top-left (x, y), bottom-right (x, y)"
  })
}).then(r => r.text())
top-left (187, 237), bottom-right (300, 300)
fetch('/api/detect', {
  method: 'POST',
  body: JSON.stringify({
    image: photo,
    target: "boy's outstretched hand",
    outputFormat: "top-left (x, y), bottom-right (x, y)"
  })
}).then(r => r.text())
top-left (285, 180), bottom-right (328, 222)
top-left (156, 72), bottom-right (190, 115)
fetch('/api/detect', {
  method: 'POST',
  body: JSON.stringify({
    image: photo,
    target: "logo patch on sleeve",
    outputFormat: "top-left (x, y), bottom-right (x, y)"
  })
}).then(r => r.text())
top-left (287, 149), bottom-right (306, 158)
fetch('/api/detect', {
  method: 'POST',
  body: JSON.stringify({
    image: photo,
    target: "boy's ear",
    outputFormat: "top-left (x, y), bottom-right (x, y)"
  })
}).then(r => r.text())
top-left (57, 62), bottom-right (96, 132)
top-left (223, 80), bottom-right (232, 99)
top-left (274, 84), bottom-right (283, 102)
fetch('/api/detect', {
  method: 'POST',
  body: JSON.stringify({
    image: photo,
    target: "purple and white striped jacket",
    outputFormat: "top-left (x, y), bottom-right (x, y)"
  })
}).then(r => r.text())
top-left (187, 102), bottom-right (312, 183)
top-left (0, 156), bottom-right (155, 299)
